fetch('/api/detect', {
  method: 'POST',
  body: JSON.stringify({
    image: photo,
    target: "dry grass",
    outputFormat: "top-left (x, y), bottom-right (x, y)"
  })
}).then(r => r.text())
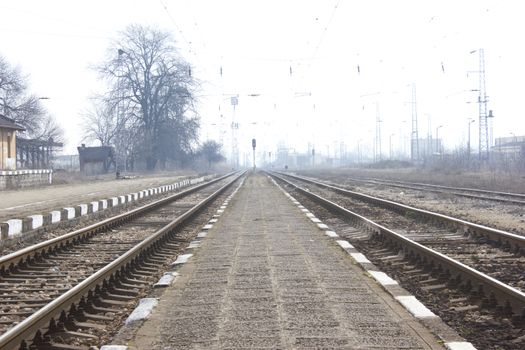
top-left (304, 167), bottom-right (525, 194)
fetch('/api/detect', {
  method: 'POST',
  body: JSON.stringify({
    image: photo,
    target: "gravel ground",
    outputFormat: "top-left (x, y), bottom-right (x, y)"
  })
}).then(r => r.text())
top-left (283, 180), bottom-right (525, 350)
top-left (123, 174), bottom-right (444, 349)
top-left (296, 169), bottom-right (525, 236)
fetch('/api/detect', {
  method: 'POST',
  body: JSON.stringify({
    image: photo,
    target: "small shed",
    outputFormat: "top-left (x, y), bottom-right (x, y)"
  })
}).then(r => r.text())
top-left (0, 114), bottom-right (25, 170)
top-left (77, 144), bottom-right (115, 175)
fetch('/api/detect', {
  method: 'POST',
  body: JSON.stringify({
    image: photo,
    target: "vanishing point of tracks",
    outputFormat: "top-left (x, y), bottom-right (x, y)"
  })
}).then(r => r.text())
top-left (0, 171), bottom-right (243, 350)
top-left (271, 172), bottom-right (525, 350)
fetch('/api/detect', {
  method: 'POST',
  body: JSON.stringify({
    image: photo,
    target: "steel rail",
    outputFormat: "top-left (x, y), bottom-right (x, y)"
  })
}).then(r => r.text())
top-left (278, 172), bottom-right (525, 252)
top-left (367, 177), bottom-right (525, 199)
top-left (0, 172), bottom-right (236, 274)
top-left (0, 171), bottom-right (245, 350)
top-left (342, 176), bottom-right (525, 205)
top-left (270, 172), bottom-right (525, 317)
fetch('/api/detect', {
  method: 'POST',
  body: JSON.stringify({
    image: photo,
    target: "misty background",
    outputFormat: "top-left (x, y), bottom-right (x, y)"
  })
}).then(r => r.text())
top-left (1, 0), bottom-right (524, 166)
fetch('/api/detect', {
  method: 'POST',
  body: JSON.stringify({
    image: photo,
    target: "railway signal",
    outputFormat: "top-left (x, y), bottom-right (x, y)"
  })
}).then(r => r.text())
top-left (252, 138), bottom-right (256, 171)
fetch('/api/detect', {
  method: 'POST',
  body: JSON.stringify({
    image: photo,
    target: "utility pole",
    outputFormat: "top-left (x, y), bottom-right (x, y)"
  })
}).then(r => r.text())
top-left (357, 140), bottom-right (361, 164)
top-left (473, 49), bottom-right (492, 161)
top-left (375, 103), bottom-right (382, 162)
top-left (410, 84), bottom-right (419, 161)
top-left (389, 133), bottom-right (395, 160)
top-left (436, 125), bottom-right (443, 157)
top-left (252, 138), bottom-right (256, 171)
top-left (230, 96), bottom-right (239, 169)
top-left (467, 118), bottom-right (475, 162)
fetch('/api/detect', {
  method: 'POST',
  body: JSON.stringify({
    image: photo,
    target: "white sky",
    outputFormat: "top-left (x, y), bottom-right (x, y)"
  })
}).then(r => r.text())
top-left (1, 0), bottom-right (524, 161)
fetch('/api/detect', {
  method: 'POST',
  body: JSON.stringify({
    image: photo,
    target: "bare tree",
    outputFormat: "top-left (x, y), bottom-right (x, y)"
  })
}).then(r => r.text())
top-left (82, 100), bottom-right (119, 146)
top-left (0, 55), bottom-right (63, 142)
top-left (198, 140), bottom-right (225, 169)
top-left (96, 24), bottom-right (198, 170)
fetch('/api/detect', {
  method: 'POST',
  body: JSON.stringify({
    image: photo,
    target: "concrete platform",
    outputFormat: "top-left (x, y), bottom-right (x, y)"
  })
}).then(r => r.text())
top-left (120, 174), bottom-right (446, 349)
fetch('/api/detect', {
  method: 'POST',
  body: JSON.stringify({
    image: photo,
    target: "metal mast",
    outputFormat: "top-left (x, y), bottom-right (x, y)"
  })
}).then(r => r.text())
top-left (477, 49), bottom-right (489, 160)
top-left (410, 84), bottom-right (419, 161)
top-left (375, 103), bottom-right (382, 162)
top-left (230, 96), bottom-right (239, 169)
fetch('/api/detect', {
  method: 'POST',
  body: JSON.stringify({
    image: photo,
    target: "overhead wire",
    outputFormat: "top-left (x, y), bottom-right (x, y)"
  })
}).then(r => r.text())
top-left (295, 0), bottom-right (342, 94)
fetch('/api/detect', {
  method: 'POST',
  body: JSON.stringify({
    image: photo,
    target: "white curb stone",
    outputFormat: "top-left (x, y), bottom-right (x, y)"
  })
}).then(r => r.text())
top-left (124, 298), bottom-right (158, 325)
top-left (336, 240), bottom-right (353, 249)
top-left (172, 254), bottom-right (193, 266)
top-left (29, 215), bottom-right (43, 229)
top-left (6, 219), bottom-right (22, 236)
top-left (50, 210), bottom-right (61, 223)
top-left (395, 296), bottom-right (436, 318)
top-left (63, 207), bottom-right (75, 219)
top-left (349, 252), bottom-right (371, 263)
top-left (368, 271), bottom-right (398, 286)
top-left (444, 342), bottom-right (477, 350)
top-left (91, 201), bottom-right (99, 212)
top-left (188, 241), bottom-right (201, 249)
top-left (325, 231), bottom-right (339, 238)
top-left (154, 272), bottom-right (179, 288)
top-left (79, 204), bottom-right (88, 216)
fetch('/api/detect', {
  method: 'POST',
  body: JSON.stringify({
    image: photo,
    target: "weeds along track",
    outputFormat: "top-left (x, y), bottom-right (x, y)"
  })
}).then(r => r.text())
top-left (0, 172), bottom-right (243, 350)
top-left (270, 172), bottom-right (525, 350)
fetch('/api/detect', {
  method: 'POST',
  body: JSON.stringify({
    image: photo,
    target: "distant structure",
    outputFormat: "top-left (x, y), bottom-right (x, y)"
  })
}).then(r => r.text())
top-left (77, 144), bottom-right (115, 175)
top-left (475, 49), bottom-right (494, 161)
top-left (410, 84), bottom-right (419, 161)
top-left (0, 115), bottom-right (54, 190)
top-left (0, 114), bottom-right (25, 170)
top-left (492, 136), bottom-right (525, 160)
top-left (374, 103), bottom-right (382, 162)
top-left (17, 137), bottom-right (63, 169)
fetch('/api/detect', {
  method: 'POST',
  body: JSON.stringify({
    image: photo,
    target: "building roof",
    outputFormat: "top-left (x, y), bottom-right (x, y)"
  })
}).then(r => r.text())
top-left (18, 137), bottom-right (63, 147)
top-left (0, 114), bottom-right (25, 131)
top-left (77, 145), bottom-right (115, 162)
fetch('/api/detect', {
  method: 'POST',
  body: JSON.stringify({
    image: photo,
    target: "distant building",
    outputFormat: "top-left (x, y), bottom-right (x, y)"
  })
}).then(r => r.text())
top-left (17, 137), bottom-right (63, 169)
top-left (77, 144), bottom-right (115, 175)
top-left (0, 114), bottom-right (25, 170)
top-left (492, 136), bottom-right (525, 159)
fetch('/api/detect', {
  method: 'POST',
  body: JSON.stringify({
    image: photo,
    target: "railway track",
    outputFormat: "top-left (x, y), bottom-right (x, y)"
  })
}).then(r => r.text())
top-left (316, 174), bottom-right (525, 205)
top-left (270, 172), bottom-right (525, 349)
top-left (0, 171), bottom-right (244, 350)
